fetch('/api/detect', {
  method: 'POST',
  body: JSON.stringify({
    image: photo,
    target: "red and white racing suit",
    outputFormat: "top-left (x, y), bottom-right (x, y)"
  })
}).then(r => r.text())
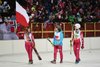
top-left (72, 30), bottom-right (84, 61)
top-left (24, 33), bottom-right (35, 61)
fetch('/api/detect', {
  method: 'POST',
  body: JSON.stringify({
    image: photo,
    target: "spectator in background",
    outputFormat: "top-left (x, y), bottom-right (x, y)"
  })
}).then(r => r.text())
top-left (0, 16), bottom-right (18, 40)
top-left (76, 12), bottom-right (82, 23)
top-left (0, 15), bottom-right (3, 23)
top-left (17, 0), bottom-right (100, 23)
top-left (0, 1), bottom-right (10, 13)
top-left (68, 13), bottom-right (75, 24)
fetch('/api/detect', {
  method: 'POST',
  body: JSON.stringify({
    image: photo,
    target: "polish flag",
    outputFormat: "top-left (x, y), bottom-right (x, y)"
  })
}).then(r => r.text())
top-left (16, 1), bottom-right (29, 27)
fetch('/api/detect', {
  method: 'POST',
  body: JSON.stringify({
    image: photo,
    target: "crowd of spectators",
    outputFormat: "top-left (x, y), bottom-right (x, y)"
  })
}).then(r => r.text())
top-left (24, 0), bottom-right (100, 23)
top-left (0, 0), bottom-right (15, 24)
top-left (0, 0), bottom-right (18, 40)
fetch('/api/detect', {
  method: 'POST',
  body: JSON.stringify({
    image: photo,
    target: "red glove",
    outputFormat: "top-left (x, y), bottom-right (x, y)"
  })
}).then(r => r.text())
top-left (81, 44), bottom-right (84, 49)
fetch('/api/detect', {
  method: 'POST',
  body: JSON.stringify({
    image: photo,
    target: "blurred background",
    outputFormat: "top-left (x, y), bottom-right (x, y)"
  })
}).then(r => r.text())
top-left (0, 0), bottom-right (100, 40)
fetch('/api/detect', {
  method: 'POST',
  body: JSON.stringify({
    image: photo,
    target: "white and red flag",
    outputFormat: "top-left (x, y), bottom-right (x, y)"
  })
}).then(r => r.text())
top-left (16, 1), bottom-right (29, 27)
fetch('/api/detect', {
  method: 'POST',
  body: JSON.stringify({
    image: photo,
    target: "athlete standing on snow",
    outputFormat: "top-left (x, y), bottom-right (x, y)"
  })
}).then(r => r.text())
top-left (24, 28), bottom-right (35, 64)
top-left (71, 23), bottom-right (84, 64)
top-left (51, 25), bottom-right (64, 64)
top-left (24, 28), bottom-right (42, 64)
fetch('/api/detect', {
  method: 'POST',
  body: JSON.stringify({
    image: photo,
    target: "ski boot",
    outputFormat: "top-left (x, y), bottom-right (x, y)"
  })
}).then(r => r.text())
top-left (51, 60), bottom-right (56, 64)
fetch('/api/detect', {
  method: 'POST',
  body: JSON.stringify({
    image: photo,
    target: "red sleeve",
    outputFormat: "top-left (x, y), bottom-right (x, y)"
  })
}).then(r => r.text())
top-left (81, 32), bottom-right (84, 47)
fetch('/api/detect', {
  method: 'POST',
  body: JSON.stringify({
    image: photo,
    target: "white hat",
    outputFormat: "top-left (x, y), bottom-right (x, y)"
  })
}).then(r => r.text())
top-left (75, 23), bottom-right (81, 29)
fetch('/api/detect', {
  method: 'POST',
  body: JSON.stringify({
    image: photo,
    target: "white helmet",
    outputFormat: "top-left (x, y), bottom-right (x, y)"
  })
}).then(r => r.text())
top-left (74, 23), bottom-right (81, 29)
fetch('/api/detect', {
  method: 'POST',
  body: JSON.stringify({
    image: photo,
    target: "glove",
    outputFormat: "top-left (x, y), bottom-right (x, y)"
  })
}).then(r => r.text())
top-left (81, 45), bottom-right (84, 49)
top-left (70, 40), bottom-right (72, 42)
top-left (32, 42), bottom-right (35, 49)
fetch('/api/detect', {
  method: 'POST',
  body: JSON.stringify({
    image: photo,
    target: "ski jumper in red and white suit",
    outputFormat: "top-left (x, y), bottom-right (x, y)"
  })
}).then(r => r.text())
top-left (72, 30), bottom-right (84, 61)
top-left (24, 33), bottom-right (35, 62)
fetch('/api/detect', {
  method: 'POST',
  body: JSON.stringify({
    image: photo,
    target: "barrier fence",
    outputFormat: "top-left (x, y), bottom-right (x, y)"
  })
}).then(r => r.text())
top-left (18, 22), bottom-right (100, 39)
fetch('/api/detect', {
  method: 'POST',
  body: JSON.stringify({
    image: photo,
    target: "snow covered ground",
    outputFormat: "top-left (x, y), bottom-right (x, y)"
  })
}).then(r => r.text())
top-left (0, 49), bottom-right (100, 67)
